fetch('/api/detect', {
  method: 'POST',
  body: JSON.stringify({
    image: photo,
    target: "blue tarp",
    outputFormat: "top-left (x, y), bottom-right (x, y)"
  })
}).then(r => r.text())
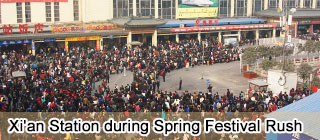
top-left (265, 92), bottom-right (320, 139)
top-left (157, 18), bottom-right (266, 28)
top-left (0, 40), bottom-right (32, 45)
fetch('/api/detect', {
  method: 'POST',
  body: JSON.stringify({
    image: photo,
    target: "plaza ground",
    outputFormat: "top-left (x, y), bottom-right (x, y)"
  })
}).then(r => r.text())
top-left (97, 61), bottom-right (249, 96)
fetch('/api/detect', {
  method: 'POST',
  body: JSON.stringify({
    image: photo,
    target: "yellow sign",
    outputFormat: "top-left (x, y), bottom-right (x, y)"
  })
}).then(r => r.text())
top-left (177, 7), bottom-right (218, 18)
top-left (65, 36), bottom-right (100, 42)
top-left (52, 24), bottom-right (116, 33)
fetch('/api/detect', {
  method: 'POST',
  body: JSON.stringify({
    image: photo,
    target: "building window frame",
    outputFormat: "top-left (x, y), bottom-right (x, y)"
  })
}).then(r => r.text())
top-left (73, 0), bottom-right (79, 21)
top-left (269, 0), bottom-right (278, 8)
top-left (54, 2), bottom-right (60, 22)
top-left (45, 2), bottom-right (51, 22)
top-left (17, 2), bottom-right (23, 23)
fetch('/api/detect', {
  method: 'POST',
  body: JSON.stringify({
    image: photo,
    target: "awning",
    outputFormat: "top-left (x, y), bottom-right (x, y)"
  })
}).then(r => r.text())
top-left (157, 18), bottom-right (266, 28)
top-left (0, 30), bottom-right (128, 41)
top-left (12, 71), bottom-right (26, 77)
top-left (127, 41), bottom-right (143, 46)
top-left (248, 79), bottom-right (268, 87)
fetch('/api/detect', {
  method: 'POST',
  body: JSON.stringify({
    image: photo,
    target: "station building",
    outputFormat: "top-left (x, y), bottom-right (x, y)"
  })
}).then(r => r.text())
top-left (0, 0), bottom-right (320, 54)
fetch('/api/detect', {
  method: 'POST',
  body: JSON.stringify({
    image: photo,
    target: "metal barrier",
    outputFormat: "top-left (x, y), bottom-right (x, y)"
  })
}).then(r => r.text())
top-left (257, 37), bottom-right (306, 47)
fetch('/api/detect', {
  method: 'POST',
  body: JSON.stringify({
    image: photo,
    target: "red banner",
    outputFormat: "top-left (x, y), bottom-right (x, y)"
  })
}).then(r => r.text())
top-left (0, 0), bottom-right (68, 3)
top-left (170, 24), bottom-right (277, 33)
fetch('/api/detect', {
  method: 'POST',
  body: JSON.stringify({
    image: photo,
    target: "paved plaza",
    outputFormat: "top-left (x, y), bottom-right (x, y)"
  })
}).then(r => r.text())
top-left (97, 61), bottom-right (249, 96)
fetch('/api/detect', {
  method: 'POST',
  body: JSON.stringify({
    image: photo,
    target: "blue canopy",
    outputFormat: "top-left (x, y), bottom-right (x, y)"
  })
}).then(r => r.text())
top-left (157, 18), bottom-right (266, 28)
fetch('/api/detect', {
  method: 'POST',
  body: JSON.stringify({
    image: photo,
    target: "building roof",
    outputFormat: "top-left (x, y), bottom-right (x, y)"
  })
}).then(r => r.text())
top-left (248, 79), bottom-right (268, 87)
top-left (255, 9), bottom-right (320, 18)
top-left (111, 17), bottom-right (167, 27)
top-left (157, 18), bottom-right (266, 28)
top-left (0, 30), bottom-right (128, 41)
top-left (264, 92), bottom-right (320, 139)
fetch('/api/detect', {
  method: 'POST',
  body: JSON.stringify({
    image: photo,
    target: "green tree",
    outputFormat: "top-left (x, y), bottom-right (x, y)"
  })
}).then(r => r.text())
top-left (299, 40), bottom-right (315, 59)
top-left (242, 47), bottom-right (257, 66)
top-left (315, 41), bottom-right (320, 55)
top-left (312, 76), bottom-right (320, 87)
top-left (261, 59), bottom-right (277, 71)
top-left (277, 59), bottom-right (295, 72)
top-left (298, 63), bottom-right (313, 85)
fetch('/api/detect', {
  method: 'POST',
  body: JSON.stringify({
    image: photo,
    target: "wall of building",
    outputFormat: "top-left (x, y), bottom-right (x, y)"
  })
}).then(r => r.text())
top-left (83, 0), bottom-right (113, 22)
top-left (31, 2), bottom-right (46, 23)
top-left (1, 3), bottom-right (17, 24)
top-left (60, 1), bottom-right (74, 23)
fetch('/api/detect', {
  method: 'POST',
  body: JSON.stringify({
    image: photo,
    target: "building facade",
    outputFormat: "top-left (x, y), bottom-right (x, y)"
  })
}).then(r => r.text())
top-left (0, 0), bottom-right (113, 25)
top-left (1, 0), bottom-right (320, 25)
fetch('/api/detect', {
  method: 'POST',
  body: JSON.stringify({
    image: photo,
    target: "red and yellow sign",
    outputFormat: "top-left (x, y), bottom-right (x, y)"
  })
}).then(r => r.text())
top-left (170, 24), bottom-right (277, 33)
top-left (52, 24), bottom-right (116, 33)
top-left (65, 36), bottom-right (100, 42)
top-left (0, 0), bottom-right (68, 3)
top-left (64, 36), bottom-right (101, 52)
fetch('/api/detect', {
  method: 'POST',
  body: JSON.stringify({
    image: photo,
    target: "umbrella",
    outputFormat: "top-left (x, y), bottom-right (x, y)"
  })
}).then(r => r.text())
top-left (127, 41), bottom-right (143, 46)
top-left (12, 71), bottom-right (26, 78)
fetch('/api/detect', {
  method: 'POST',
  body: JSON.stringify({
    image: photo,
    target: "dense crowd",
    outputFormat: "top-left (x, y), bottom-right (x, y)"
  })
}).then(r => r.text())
top-left (0, 38), bottom-right (312, 113)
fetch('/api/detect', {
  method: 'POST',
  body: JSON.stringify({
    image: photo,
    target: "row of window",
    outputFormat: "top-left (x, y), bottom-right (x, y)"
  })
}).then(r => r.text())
top-left (114, 0), bottom-right (320, 18)
top-left (113, 0), bottom-right (175, 19)
top-left (15, 2), bottom-right (79, 23)
top-left (269, 0), bottom-right (316, 8)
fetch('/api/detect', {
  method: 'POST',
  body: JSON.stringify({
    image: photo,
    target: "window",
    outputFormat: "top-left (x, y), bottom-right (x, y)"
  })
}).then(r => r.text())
top-left (16, 3), bottom-right (23, 23)
top-left (54, 2), bottom-right (60, 21)
top-left (287, 0), bottom-right (296, 8)
top-left (45, 2), bottom-right (51, 22)
top-left (305, 0), bottom-right (311, 8)
top-left (140, 0), bottom-right (150, 16)
top-left (219, 0), bottom-right (229, 17)
top-left (317, 0), bottom-right (320, 8)
top-left (25, 2), bottom-right (31, 22)
top-left (113, 0), bottom-right (132, 18)
top-left (129, 0), bottom-right (133, 16)
top-left (236, 0), bottom-right (246, 17)
top-left (161, 0), bottom-right (172, 19)
top-left (269, 0), bottom-right (278, 8)
top-left (253, 0), bottom-right (264, 12)
top-left (73, 0), bottom-right (79, 21)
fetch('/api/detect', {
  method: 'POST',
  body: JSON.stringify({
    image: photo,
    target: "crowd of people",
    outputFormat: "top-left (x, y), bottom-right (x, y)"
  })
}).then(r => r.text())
top-left (0, 38), bottom-right (312, 114)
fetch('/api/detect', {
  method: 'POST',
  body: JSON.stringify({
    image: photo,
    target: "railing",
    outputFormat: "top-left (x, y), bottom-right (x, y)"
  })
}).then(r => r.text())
top-left (257, 37), bottom-right (306, 47)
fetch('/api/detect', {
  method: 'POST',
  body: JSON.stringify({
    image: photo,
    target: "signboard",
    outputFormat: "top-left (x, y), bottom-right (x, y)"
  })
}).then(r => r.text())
top-left (65, 36), bottom-right (100, 42)
top-left (44, 38), bottom-right (56, 42)
top-left (196, 19), bottom-right (218, 26)
top-left (0, 40), bottom-right (32, 45)
top-left (0, 0), bottom-right (68, 3)
top-left (52, 24), bottom-right (116, 33)
top-left (2, 23), bottom-right (43, 34)
top-left (170, 24), bottom-right (277, 33)
top-left (178, 0), bottom-right (218, 18)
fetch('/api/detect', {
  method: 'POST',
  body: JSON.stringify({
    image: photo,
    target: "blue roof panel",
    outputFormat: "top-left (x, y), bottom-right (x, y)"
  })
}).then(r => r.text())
top-left (157, 18), bottom-right (266, 28)
top-left (265, 92), bottom-right (320, 139)
top-left (274, 92), bottom-right (320, 112)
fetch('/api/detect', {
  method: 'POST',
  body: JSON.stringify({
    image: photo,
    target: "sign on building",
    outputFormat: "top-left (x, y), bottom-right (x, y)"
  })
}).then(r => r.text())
top-left (0, 0), bottom-right (68, 3)
top-left (177, 0), bottom-right (219, 19)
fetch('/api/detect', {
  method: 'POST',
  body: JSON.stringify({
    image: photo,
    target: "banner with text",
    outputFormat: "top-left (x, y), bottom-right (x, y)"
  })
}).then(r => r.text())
top-left (178, 0), bottom-right (219, 18)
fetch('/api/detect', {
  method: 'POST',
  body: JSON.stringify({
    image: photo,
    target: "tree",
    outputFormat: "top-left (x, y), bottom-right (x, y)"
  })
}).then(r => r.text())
top-left (315, 41), bottom-right (320, 55)
top-left (312, 76), bottom-right (320, 87)
top-left (298, 63), bottom-right (313, 85)
top-left (277, 59), bottom-right (295, 72)
top-left (261, 59), bottom-right (277, 71)
top-left (242, 47), bottom-right (257, 66)
top-left (299, 40), bottom-right (315, 59)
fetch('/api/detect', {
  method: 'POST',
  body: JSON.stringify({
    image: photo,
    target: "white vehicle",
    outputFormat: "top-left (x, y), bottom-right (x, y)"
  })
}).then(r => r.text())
top-left (181, 0), bottom-right (214, 7)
